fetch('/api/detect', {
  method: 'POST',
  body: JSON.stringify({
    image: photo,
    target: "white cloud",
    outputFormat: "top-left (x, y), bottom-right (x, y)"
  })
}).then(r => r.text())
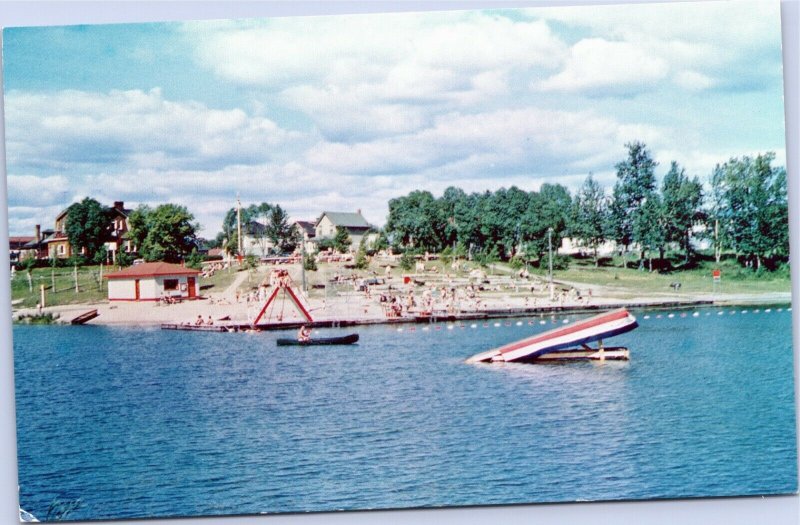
top-left (534, 0), bottom-right (782, 95)
top-left (537, 38), bottom-right (669, 94)
top-left (187, 11), bottom-right (567, 141)
top-left (188, 12), bottom-right (564, 87)
top-left (6, 175), bottom-right (71, 207)
top-left (673, 70), bottom-right (718, 91)
top-left (4, 88), bottom-right (296, 172)
top-left (306, 107), bottom-right (664, 177)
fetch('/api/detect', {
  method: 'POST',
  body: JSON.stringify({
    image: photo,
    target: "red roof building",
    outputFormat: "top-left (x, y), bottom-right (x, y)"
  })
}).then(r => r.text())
top-left (104, 262), bottom-right (200, 301)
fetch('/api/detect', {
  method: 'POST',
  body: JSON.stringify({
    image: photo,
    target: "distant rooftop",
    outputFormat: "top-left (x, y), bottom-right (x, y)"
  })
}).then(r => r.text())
top-left (318, 211), bottom-right (370, 229)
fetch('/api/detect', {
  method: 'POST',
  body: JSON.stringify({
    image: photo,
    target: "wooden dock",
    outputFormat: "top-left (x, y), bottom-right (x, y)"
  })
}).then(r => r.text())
top-left (70, 309), bottom-right (99, 325)
top-left (159, 300), bottom-right (715, 334)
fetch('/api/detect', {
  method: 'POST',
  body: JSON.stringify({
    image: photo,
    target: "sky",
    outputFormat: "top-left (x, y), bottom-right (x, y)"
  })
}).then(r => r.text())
top-left (2, 0), bottom-right (787, 237)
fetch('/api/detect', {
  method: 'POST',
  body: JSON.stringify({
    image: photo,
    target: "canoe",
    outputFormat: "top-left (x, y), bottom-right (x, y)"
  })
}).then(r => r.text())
top-left (276, 333), bottom-right (360, 346)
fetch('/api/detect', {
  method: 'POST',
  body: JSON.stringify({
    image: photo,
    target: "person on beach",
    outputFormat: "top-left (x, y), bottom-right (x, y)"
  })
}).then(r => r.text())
top-left (207, 316), bottom-right (214, 325)
top-left (298, 325), bottom-right (312, 342)
top-left (195, 315), bottom-right (204, 326)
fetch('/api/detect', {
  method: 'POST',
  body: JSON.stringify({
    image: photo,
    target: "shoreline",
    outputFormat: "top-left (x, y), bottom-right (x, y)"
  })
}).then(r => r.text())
top-left (11, 292), bottom-right (792, 331)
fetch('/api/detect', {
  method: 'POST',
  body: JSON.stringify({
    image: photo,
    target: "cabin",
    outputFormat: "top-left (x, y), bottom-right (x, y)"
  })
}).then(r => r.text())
top-left (104, 262), bottom-right (201, 302)
top-left (314, 211), bottom-right (372, 252)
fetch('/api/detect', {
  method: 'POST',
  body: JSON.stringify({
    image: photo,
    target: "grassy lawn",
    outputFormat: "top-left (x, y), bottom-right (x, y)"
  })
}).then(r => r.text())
top-left (524, 255), bottom-right (790, 297)
top-left (197, 267), bottom-right (241, 295)
top-left (11, 265), bottom-right (108, 308)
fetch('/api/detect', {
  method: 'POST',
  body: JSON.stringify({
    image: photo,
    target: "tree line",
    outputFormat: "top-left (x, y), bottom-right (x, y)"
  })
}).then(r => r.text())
top-left (385, 142), bottom-right (788, 272)
top-left (39, 142), bottom-right (787, 273)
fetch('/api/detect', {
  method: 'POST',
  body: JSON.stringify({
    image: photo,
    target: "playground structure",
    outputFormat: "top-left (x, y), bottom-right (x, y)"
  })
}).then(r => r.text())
top-left (250, 269), bottom-right (313, 327)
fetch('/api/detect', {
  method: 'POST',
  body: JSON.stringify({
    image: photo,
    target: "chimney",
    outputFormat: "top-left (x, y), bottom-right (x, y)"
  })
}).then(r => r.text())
top-left (357, 209), bottom-right (362, 215)
top-left (113, 201), bottom-right (124, 211)
top-left (35, 224), bottom-right (41, 244)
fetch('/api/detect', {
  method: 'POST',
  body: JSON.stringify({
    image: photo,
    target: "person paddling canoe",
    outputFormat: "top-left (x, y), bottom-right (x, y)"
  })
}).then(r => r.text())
top-left (297, 325), bottom-right (312, 342)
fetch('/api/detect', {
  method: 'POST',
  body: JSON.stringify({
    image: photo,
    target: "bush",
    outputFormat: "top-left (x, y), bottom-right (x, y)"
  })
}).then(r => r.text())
top-left (243, 254), bottom-right (258, 270)
top-left (186, 249), bottom-right (204, 270)
top-left (475, 247), bottom-right (499, 268)
top-left (551, 254), bottom-right (571, 271)
top-left (16, 312), bottom-right (60, 325)
top-left (303, 253), bottom-right (318, 271)
top-left (399, 252), bottom-right (415, 271)
top-left (66, 254), bottom-right (88, 267)
top-left (508, 256), bottom-right (524, 270)
top-left (116, 251), bottom-right (134, 267)
top-left (354, 247), bottom-right (369, 269)
top-left (439, 246), bottom-right (453, 266)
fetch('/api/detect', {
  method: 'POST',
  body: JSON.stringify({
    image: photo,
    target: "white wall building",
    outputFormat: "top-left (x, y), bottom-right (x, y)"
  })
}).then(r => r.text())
top-left (105, 261), bottom-right (200, 301)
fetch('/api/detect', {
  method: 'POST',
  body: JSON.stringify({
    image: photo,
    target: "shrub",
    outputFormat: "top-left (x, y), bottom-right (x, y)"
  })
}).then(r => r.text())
top-left (439, 246), bottom-right (453, 267)
top-left (303, 253), bottom-right (318, 271)
top-left (399, 252), bottom-right (415, 271)
top-left (186, 249), bottom-right (204, 270)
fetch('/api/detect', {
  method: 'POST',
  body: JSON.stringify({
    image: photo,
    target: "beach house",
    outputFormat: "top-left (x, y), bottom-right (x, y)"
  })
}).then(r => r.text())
top-left (104, 261), bottom-right (200, 302)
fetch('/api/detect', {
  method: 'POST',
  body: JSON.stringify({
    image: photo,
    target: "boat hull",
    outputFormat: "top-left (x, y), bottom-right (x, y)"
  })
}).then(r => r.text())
top-left (277, 334), bottom-right (360, 346)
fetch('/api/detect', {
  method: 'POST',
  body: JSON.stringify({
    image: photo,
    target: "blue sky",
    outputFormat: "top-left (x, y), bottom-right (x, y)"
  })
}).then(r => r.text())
top-left (2, 1), bottom-right (786, 237)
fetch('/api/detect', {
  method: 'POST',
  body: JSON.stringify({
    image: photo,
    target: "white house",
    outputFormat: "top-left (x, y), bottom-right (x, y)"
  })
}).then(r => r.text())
top-left (315, 211), bottom-right (372, 252)
top-left (104, 261), bottom-right (200, 301)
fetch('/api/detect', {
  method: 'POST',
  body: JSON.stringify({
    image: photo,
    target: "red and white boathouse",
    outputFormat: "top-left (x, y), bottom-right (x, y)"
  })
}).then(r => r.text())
top-left (104, 262), bottom-right (200, 302)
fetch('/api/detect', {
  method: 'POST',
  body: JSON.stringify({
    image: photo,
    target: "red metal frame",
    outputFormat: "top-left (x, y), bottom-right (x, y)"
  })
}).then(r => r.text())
top-left (251, 281), bottom-right (313, 327)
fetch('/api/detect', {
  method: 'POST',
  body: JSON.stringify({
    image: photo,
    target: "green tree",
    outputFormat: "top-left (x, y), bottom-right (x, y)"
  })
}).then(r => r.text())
top-left (333, 226), bottom-right (352, 253)
top-left (439, 186), bottom-right (467, 249)
top-left (711, 153), bottom-right (787, 270)
top-left (126, 205), bottom-right (152, 253)
top-left (570, 174), bottom-right (609, 267)
top-left (385, 190), bottom-right (446, 251)
top-left (186, 248), bottom-right (204, 270)
top-left (137, 204), bottom-right (199, 263)
top-left (661, 162), bottom-right (704, 263)
top-left (522, 184), bottom-right (571, 262)
top-left (266, 204), bottom-right (298, 253)
top-left (65, 197), bottom-right (111, 261)
top-left (608, 142), bottom-right (657, 265)
top-left (453, 192), bottom-right (485, 254)
top-left (632, 193), bottom-right (665, 271)
top-left (354, 244), bottom-right (369, 269)
top-left (480, 186), bottom-right (530, 259)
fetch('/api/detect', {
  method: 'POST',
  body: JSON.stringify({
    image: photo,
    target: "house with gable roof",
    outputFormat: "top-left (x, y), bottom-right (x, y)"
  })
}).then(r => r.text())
top-left (45, 200), bottom-right (134, 262)
top-left (314, 210), bottom-right (374, 252)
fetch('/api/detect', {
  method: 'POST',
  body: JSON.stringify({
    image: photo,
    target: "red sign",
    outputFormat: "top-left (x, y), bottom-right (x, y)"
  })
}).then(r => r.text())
top-left (712, 269), bottom-right (721, 281)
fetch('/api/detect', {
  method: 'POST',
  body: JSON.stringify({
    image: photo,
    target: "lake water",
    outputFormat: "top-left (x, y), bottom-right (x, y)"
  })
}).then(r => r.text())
top-left (13, 307), bottom-right (798, 521)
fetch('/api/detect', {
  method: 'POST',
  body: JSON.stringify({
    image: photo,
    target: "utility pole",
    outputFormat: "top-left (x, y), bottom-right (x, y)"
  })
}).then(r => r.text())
top-left (548, 228), bottom-right (554, 301)
top-left (300, 242), bottom-right (307, 293)
top-left (236, 195), bottom-right (243, 261)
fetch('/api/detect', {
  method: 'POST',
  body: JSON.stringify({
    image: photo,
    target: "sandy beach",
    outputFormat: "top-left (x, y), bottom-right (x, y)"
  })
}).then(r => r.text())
top-left (12, 262), bottom-right (792, 329)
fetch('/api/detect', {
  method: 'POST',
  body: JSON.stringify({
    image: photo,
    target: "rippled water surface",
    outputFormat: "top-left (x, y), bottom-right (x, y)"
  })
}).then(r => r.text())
top-left (13, 307), bottom-right (798, 520)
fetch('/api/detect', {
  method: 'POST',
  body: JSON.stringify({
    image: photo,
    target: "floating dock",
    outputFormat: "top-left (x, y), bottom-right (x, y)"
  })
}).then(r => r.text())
top-left (159, 300), bottom-right (712, 333)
